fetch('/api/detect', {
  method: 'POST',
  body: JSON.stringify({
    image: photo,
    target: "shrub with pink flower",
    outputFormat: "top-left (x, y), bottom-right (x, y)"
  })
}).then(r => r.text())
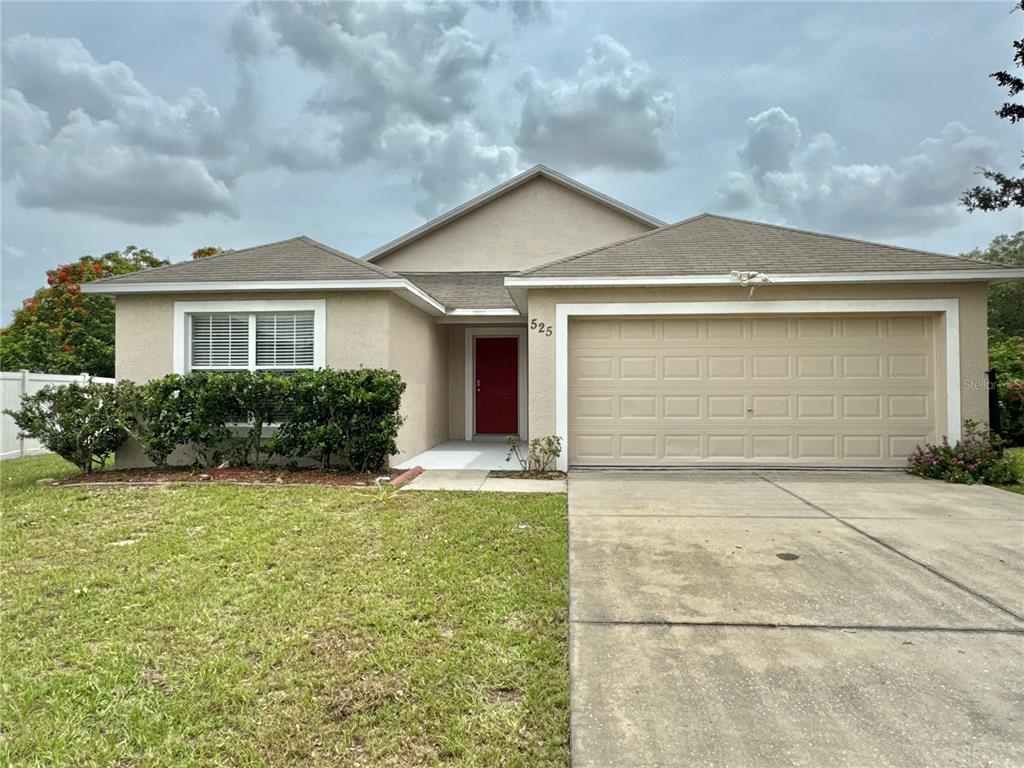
top-left (906, 420), bottom-right (1018, 485)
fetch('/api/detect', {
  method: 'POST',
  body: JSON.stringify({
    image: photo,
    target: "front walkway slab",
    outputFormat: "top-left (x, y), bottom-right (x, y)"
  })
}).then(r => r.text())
top-left (569, 470), bottom-right (1024, 768)
top-left (400, 470), bottom-right (566, 493)
top-left (393, 440), bottom-right (522, 471)
top-left (400, 470), bottom-right (489, 491)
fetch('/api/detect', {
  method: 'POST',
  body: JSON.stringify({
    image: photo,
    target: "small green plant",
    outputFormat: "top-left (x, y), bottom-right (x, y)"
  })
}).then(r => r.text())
top-left (4, 381), bottom-right (128, 473)
top-left (505, 434), bottom-right (562, 474)
top-left (906, 420), bottom-right (1018, 485)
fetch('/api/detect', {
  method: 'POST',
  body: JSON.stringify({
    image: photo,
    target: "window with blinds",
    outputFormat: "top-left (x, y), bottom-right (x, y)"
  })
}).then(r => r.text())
top-left (189, 311), bottom-right (316, 371)
top-left (190, 313), bottom-right (250, 369)
top-left (256, 313), bottom-right (315, 368)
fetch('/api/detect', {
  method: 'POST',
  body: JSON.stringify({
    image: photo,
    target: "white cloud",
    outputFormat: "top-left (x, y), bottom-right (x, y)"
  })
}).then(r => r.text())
top-left (718, 107), bottom-right (1001, 237)
top-left (230, 1), bottom-right (519, 216)
top-left (1, 34), bottom-right (239, 224)
top-left (516, 35), bottom-right (676, 171)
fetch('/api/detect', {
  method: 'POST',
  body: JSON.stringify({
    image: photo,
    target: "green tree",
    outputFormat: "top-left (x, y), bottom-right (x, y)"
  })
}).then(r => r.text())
top-left (191, 246), bottom-right (225, 259)
top-left (961, 1), bottom-right (1024, 211)
top-left (963, 231), bottom-right (1024, 340)
top-left (0, 246), bottom-right (166, 377)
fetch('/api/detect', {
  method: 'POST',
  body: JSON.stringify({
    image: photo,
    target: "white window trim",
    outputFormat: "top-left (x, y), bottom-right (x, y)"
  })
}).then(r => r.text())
top-left (173, 299), bottom-right (326, 374)
top-left (553, 299), bottom-right (961, 472)
top-left (464, 327), bottom-right (528, 441)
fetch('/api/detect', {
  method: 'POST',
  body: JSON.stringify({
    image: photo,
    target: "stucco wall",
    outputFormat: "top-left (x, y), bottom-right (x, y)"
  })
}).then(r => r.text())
top-left (388, 295), bottom-right (449, 462)
top-left (114, 290), bottom-right (393, 381)
top-left (525, 283), bottom-right (989, 445)
top-left (113, 290), bottom-right (442, 467)
top-left (371, 176), bottom-right (654, 273)
top-left (447, 326), bottom-right (466, 440)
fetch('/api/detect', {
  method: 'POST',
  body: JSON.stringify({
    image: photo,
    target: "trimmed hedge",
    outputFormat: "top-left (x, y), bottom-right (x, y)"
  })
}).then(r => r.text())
top-left (5, 369), bottom-right (406, 473)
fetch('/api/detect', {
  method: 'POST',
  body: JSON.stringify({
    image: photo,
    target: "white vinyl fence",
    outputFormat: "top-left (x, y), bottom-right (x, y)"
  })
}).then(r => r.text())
top-left (1, 371), bottom-right (117, 460)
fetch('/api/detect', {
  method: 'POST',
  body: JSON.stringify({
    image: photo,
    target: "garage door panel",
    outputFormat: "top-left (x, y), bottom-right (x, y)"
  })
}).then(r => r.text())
top-left (569, 315), bottom-right (939, 467)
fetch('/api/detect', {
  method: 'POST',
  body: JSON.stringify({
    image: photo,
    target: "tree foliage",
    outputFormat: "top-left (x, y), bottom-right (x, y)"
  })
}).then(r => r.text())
top-left (963, 231), bottom-right (1024, 340)
top-left (0, 246), bottom-right (166, 377)
top-left (191, 246), bottom-right (225, 259)
top-left (961, 1), bottom-right (1024, 211)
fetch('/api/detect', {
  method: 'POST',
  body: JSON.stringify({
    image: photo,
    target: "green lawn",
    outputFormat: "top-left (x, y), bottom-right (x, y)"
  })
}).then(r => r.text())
top-left (1, 456), bottom-right (569, 767)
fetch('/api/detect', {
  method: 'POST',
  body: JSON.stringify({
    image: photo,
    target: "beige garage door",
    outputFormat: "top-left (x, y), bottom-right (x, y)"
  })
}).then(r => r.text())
top-left (569, 315), bottom-right (941, 467)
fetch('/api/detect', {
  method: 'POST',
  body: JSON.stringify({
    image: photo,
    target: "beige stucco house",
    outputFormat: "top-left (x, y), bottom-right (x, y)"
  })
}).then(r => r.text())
top-left (83, 165), bottom-right (1024, 470)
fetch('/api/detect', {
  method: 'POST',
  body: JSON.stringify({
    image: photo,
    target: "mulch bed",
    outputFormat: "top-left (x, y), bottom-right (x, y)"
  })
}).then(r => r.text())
top-left (57, 467), bottom-right (400, 487)
top-left (488, 470), bottom-right (567, 480)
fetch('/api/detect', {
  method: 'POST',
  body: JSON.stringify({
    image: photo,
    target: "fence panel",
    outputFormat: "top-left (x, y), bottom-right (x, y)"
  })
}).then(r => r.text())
top-left (1, 371), bottom-right (117, 460)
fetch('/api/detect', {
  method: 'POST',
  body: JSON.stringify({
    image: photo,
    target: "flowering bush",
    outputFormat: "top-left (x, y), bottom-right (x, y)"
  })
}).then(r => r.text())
top-left (989, 336), bottom-right (1024, 445)
top-left (906, 421), bottom-right (1018, 485)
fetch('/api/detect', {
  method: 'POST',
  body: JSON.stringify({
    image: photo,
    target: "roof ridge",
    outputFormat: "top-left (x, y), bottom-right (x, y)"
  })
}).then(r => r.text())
top-left (296, 236), bottom-right (400, 278)
top-left (699, 213), bottom-right (999, 267)
top-left (514, 213), bottom-right (712, 276)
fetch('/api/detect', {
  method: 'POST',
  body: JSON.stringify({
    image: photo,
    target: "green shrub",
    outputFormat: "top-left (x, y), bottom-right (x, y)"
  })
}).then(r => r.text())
top-left (4, 381), bottom-right (128, 473)
top-left (181, 372), bottom-right (240, 467)
top-left (989, 336), bottom-right (1024, 445)
top-left (120, 375), bottom-right (188, 467)
top-left (272, 369), bottom-right (405, 472)
top-left (906, 421), bottom-right (1018, 485)
top-left (227, 371), bottom-right (289, 467)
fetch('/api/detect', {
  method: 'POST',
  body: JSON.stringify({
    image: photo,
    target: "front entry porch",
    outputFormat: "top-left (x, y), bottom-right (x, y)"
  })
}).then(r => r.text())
top-left (393, 439), bottom-right (525, 471)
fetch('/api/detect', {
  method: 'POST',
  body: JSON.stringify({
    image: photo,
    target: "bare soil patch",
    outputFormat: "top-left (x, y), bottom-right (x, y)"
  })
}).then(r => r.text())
top-left (488, 470), bottom-right (567, 480)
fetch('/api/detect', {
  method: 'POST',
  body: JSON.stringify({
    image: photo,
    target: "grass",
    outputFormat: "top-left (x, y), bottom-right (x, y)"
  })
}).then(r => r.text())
top-left (1, 455), bottom-right (569, 767)
top-left (1001, 446), bottom-right (1024, 495)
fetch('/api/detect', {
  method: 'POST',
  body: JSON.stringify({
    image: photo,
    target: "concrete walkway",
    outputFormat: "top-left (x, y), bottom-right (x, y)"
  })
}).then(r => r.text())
top-left (401, 469), bottom-right (566, 493)
top-left (569, 470), bottom-right (1024, 768)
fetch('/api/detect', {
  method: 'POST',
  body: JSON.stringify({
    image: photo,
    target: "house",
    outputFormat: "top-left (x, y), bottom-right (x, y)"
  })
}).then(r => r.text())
top-left (83, 165), bottom-right (1024, 471)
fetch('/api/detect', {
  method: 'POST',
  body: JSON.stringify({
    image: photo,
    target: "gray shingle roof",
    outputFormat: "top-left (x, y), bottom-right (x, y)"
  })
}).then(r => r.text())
top-left (516, 213), bottom-right (1003, 278)
top-left (399, 272), bottom-right (516, 310)
top-left (90, 236), bottom-right (400, 285)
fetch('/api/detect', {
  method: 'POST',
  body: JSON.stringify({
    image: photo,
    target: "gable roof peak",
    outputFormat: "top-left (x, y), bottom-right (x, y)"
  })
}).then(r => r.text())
top-left (364, 165), bottom-right (665, 263)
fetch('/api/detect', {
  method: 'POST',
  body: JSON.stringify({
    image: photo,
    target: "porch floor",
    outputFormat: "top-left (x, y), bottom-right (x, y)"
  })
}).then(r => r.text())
top-left (393, 440), bottom-right (522, 471)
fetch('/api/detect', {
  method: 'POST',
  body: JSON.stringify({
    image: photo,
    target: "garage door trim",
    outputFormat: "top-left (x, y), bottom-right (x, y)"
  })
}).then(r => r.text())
top-left (553, 299), bottom-right (961, 472)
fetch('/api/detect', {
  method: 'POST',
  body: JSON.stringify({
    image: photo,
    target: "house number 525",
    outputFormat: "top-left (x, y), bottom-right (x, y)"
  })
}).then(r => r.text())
top-left (530, 319), bottom-right (553, 337)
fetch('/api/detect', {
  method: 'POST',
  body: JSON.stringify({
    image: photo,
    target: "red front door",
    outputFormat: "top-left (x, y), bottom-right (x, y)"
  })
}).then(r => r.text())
top-left (475, 337), bottom-right (518, 434)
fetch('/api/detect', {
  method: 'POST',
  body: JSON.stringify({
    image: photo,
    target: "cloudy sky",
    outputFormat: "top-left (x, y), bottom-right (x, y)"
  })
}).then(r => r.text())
top-left (2, 1), bottom-right (1021, 318)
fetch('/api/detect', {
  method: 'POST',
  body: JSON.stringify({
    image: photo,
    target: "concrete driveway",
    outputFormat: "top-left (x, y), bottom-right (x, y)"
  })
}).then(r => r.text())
top-left (568, 471), bottom-right (1024, 768)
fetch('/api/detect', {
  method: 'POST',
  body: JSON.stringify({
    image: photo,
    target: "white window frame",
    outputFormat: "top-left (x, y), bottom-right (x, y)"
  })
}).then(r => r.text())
top-left (173, 299), bottom-right (326, 374)
top-left (553, 299), bottom-right (961, 472)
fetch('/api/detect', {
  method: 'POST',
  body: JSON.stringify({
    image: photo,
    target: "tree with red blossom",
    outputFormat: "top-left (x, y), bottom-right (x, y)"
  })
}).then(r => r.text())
top-left (0, 246), bottom-right (166, 377)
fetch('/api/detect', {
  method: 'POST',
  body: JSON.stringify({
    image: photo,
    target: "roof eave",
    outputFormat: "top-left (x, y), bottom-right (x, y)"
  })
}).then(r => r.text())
top-left (504, 269), bottom-right (1024, 288)
top-left (364, 165), bottom-right (665, 263)
top-left (81, 278), bottom-right (446, 315)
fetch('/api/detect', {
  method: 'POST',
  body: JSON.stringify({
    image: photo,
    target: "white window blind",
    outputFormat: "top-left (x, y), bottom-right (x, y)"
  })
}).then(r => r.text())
top-left (189, 311), bottom-right (316, 371)
top-left (190, 313), bottom-right (250, 369)
top-left (256, 313), bottom-right (315, 367)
